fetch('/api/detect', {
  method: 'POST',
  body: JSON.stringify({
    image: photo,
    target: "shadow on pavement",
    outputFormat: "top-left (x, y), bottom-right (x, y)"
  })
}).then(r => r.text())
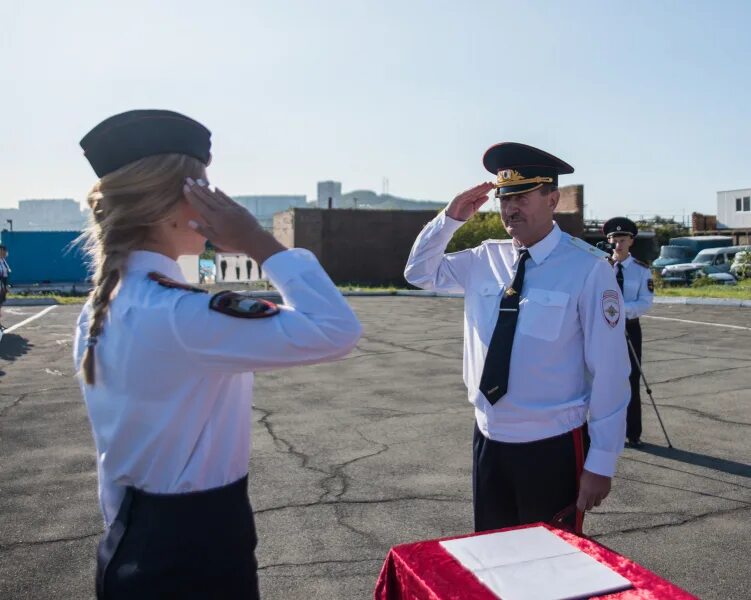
top-left (0, 334), bottom-right (33, 376)
top-left (637, 442), bottom-right (751, 479)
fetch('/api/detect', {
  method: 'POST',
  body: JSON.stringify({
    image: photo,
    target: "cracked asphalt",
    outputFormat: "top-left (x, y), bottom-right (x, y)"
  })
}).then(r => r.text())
top-left (0, 300), bottom-right (749, 599)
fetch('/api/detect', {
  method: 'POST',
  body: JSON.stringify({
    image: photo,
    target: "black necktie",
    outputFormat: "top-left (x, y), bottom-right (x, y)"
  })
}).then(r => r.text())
top-left (616, 263), bottom-right (624, 293)
top-left (479, 249), bottom-right (530, 405)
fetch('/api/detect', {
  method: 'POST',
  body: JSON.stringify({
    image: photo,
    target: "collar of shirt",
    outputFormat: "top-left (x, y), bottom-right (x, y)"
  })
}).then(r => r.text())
top-left (126, 250), bottom-right (186, 282)
top-left (617, 254), bottom-right (634, 269)
top-left (512, 222), bottom-right (562, 265)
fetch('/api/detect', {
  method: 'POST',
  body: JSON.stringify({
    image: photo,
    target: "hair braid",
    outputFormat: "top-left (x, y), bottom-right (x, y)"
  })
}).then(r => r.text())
top-left (76, 153), bottom-right (206, 385)
top-left (81, 250), bottom-right (126, 384)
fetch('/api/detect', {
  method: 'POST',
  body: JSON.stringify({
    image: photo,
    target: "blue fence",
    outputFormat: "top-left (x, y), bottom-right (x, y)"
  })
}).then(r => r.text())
top-left (0, 231), bottom-right (89, 284)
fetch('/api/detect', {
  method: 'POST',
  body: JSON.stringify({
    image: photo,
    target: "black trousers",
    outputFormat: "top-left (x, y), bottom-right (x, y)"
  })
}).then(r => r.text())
top-left (96, 476), bottom-right (260, 599)
top-left (472, 423), bottom-right (589, 534)
top-left (626, 319), bottom-right (643, 441)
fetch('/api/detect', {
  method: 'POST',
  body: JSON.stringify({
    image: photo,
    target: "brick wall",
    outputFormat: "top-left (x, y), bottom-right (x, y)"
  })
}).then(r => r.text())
top-left (554, 184), bottom-right (584, 238)
top-left (691, 212), bottom-right (718, 232)
top-left (557, 184), bottom-right (584, 214)
top-left (274, 208), bottom-right (439, 285)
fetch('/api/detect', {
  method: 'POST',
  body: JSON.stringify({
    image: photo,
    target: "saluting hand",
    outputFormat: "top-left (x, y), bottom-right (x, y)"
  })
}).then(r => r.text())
top-left (446, 182), bottom-right (495, 221)
top-left (183, 178), bottom-right (286, 264)
top-left (576, 469), bottom-right (612, 512)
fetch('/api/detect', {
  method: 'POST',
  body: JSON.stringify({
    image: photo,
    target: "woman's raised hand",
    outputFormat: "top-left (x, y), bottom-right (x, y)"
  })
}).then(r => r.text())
top-left (183, 178), bottom-right (285, 263)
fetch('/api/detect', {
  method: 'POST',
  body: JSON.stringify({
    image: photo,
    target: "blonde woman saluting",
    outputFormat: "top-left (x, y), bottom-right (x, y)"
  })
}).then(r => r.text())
top-left (74, 110), bottom-right (362, 599)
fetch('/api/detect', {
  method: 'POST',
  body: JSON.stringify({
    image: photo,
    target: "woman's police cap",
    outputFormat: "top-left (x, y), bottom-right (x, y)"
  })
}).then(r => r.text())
top-left (80, 109), bottom-right (212, 177)
top-left (483, 142), bottom-right (574, 197)
top-left (603, 217), bottom-right (638, 238)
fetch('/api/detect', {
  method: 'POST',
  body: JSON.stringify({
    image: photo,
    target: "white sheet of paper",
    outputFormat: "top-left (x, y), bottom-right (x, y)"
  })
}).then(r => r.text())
top-left (440, 526), bottom-right (632, 600)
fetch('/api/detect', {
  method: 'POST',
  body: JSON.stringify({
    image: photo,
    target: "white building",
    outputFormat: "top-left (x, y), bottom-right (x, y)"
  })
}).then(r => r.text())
top-left (717, 188), bottom-right (751, 229)
top-left (316, 181), bottom-right (342, 208)
top-left (233, 195), bottom-right (307, 230)
top-left (0, 198), bottom-right (86, 231)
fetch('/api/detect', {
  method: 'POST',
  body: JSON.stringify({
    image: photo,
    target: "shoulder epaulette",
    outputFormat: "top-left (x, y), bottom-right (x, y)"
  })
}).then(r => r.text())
top-left (148, 272), bottom-right (207, 294)
top-left (567, 236), bottom-right (609, 259)
top-left (633, 258), bottom-right (650, 269)
top-left (482, 238), bottom-right (513, 245)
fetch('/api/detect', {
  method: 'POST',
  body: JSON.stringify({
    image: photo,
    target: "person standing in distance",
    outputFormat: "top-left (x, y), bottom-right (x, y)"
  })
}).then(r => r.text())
top-left (404, 143), bottom-right (630, 534)
top-left (603, 217), bottom-right (654, 448)
top-left (74, 109), bottom-right (361, 599)
top-left (0, 245), bottom-right (10, 330)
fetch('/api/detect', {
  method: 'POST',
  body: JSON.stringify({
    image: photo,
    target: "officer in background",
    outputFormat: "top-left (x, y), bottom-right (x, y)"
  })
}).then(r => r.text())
top-left (405, 142), bottom-right (630, 534)
top-left (603, 217), bottom-right (654, 448)
top-left (0, 245), bottom-right (11, 330)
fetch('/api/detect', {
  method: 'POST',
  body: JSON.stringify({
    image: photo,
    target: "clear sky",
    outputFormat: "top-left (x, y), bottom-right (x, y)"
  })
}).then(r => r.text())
top-left (3, 0), bottom-right (750, 220)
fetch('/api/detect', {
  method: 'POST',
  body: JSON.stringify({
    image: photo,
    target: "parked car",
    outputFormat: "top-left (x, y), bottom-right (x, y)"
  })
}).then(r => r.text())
top-left (730, 250), bottom-right (751, 279)
top-left (652, 236), bottom-right (733, 271)
top-left (661, 245), bottom-right (751, 285)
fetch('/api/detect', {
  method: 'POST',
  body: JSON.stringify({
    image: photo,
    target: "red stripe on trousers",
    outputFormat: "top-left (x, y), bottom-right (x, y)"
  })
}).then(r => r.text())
top-left (572, 427), bottom-right (585, 534)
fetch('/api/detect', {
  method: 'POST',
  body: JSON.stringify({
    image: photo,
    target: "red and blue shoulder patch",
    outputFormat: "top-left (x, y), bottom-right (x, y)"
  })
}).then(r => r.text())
top-left (148, 272), bottom-right (207, 294)
top-left (209, 290), bottom-right (280, 319)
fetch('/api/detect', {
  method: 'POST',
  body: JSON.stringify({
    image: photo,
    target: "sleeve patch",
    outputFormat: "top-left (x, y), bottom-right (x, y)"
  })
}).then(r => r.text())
top-left (209, 291), bottom-right (280, 319)
top-left (647, 279), bottom-right (654, 293)
top-left (148, 272), bottom-right (207, 294)
top-left (602, 290), bottom-right (621, 328)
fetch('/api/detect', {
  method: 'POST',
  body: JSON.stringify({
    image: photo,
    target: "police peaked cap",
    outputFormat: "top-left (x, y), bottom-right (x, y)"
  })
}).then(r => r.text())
top-left (80, 109), bottom-right (212, 177)
top-left (483, 142), bottom-right (574, 197)
top-left (603, 216), bottom-right (638, 238)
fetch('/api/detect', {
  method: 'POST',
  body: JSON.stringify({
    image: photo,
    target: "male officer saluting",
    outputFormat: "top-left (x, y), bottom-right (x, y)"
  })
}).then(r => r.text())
top-left (405, 143), bottom-right (630, 534)
top-left (603, 217), bottom-right (655, 448)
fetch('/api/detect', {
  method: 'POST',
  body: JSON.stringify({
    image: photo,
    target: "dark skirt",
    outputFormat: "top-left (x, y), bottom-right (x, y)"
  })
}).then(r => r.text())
top-left (96, 476), bottom-right (260, 599)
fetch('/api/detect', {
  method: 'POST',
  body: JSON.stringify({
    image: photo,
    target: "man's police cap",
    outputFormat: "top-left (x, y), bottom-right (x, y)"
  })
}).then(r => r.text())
top-left (603, 216), bottom-right (638, 238)
top-left (483, 142), bottom-right (574, 197)
top-left (80, 109), bottom-right (212, 177)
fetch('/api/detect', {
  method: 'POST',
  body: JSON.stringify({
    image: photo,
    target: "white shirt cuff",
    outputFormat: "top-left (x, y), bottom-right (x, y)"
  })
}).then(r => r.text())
top-left (261, 248), bottom-right (319, 288)
top-left (441, 210), bottom-right (469, 233)
top-left (583, 447), bottom-right (620, 478)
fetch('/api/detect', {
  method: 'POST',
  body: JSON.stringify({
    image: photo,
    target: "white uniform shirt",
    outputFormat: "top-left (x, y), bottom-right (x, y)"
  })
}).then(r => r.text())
top-left (404, 212), bottom-right (630, 477)
top-left (74, 249), bottom-right (361, 527)
top-left (614, 255), bottom-right (654, 320)
top-left (0, 258), bottom-right (10, 278)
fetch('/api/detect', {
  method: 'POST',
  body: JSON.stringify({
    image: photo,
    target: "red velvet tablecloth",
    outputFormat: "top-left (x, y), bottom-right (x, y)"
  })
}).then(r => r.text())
top-left (374, 523), bottom-right (697, 600)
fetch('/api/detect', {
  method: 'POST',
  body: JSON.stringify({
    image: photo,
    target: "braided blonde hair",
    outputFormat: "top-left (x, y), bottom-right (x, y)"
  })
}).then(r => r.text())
top-left (79, 153), bottom-right (206, 385)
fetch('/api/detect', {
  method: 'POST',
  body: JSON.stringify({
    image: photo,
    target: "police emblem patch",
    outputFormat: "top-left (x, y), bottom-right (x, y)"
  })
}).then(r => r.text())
top-left (647, 279), bottom-right (654, 292)
top-left (602, 290), bottom-right (620, 328)
top-left (209, 291), bottom-right (280, 319)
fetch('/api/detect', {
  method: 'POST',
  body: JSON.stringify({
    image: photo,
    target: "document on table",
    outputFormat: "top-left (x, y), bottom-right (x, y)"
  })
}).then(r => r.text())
top-left (439, 526), bottom-right (632, 600)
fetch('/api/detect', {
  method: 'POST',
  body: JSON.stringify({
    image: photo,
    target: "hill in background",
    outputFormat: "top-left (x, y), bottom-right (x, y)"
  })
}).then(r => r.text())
top-left (338, 190), bottom-right (444, 211)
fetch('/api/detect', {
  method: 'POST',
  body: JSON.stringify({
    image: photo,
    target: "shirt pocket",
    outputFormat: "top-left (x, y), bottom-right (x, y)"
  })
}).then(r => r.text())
top-left (518, 288), bottom-right (570, 342)
top-left (467, 282), bottom-right (502, 332)
top-left (624, 278), bottom-right (639, 301)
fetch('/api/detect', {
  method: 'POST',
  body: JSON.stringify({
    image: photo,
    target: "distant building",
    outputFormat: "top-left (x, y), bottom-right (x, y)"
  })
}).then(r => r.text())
top-left (717, 188), bottom-right (751, 229)
top-left (273, 208), bottom-right (440, 285)
top-left (316, 180), bottom-right (444, 211)
top-left (316, 181), bottom-right (342, 208)
top-left (0, 198), bottom-right (86, 231)
top-left (232, 195), bottom-right (308, 230)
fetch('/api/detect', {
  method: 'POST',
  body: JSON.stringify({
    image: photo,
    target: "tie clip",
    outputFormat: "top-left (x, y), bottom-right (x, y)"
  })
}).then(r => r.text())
top-left (499, 308), bottom-right (518, 312)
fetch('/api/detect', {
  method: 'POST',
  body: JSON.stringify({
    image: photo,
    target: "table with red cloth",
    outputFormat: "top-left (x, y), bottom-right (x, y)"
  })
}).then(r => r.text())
top-left (374, 523), bottom-right (698, 600)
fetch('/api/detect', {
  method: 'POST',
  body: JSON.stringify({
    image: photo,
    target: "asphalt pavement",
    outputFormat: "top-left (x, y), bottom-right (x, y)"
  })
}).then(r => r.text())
top-left (0, 299), bottom-right (749, 599)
